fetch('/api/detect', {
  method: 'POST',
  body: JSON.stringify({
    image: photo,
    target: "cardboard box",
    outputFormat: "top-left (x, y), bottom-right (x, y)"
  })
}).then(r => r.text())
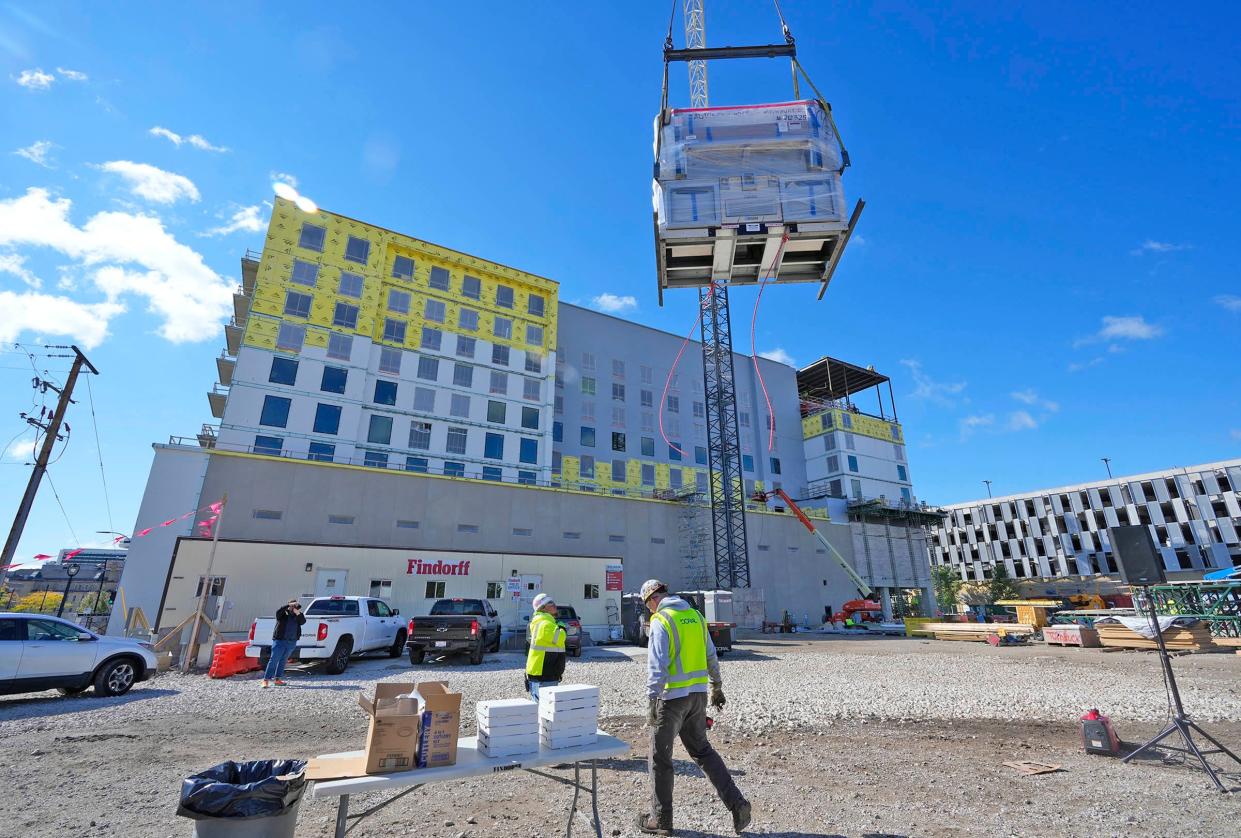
top-left (477, 698), bottom-right (538, 722)
top-left (541, 729), bottom-right (598, 750)
top-left (539, 703), bottom-right (599, 724)
top-left (540, 717), bottom-right (598, 737)
top-left (538, 684), bottom-right (599, 705)
top-left (415, 681), bottom-right (462, 769)
top-left (359, 682), bottom-right (422, 774)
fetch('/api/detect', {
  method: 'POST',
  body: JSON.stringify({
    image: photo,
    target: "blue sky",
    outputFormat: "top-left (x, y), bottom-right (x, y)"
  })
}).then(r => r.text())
top-left (1, 2), bottom-right (1238, 564)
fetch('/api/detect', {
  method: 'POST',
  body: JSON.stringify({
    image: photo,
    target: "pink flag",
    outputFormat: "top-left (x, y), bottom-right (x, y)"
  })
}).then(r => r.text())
top-left (181, 511), bottom-right (195, 520)
top-left (112, 535), bottom-right (126, 544)
top-left (33, 553), bottom-right (53, 560)
top-left (64, 549), bottom-right (83, 560)
top-left (208, 500), bottom-right (223, 514)
top-left (161, 519), bottom-right (176, 527)
top-left (136, 527), bottom-right (153, 537)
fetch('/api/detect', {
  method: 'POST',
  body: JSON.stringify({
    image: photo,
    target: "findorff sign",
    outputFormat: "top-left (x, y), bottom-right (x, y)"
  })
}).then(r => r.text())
top-left (406, 558), bottom-right (472, 576)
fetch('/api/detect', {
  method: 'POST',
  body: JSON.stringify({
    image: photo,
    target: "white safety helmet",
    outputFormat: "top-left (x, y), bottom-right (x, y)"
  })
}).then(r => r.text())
top-left (532, 593), bottom-right (555, 612)
top-left (639, 579), bottom-right (668, 603)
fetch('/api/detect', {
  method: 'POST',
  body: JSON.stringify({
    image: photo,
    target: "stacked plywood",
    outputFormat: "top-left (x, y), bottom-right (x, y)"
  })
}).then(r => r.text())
top-left (919, 622), bottom-right (1035, 642)
top-left (1095, 622), bottom-right (1216, 651)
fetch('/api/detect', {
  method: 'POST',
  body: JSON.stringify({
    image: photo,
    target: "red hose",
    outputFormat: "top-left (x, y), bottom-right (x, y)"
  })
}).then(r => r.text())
top-left (750, 234), bottom-right (790, 452)
top-left (660, 285), bottom-right (715, 459)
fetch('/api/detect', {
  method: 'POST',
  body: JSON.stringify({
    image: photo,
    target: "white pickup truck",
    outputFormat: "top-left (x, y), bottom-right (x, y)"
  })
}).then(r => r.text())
top-left (245, 595), bottom-right (406, 674)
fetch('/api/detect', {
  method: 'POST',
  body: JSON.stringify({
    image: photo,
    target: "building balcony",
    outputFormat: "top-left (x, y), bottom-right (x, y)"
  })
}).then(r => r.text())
top-left (215, 353), bottom-right (235, 387)
top-left (207, 384), bottom-right (229, 419)
top-left (225, 319), bottom-right (244, 356)
top-left (232, 288), bottom-right (250, 325)
top-left (196, 424), bottom-right (219, 449)
top-left (240, 250), bottom-right (260, 296)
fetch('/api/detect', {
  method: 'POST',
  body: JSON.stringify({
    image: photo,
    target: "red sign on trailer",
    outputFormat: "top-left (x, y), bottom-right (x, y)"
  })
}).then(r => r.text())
top-left (605, 564), bottom-right (623, 591)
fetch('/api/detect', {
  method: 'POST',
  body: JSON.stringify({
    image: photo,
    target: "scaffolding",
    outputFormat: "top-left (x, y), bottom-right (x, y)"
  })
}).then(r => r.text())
top-left (661, 486), bottom-right (713, 590)
top-left (1148, 580), bottom-right (1241, 638)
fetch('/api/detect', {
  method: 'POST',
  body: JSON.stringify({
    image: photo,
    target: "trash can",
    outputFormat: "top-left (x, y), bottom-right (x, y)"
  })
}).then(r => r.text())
top-left (177, 759), bottom-right (307, 838)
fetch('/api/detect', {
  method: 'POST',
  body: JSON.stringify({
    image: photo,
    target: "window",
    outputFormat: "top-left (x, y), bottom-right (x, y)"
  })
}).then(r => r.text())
top-left (611, 459), bottom-right (626, 482)
top-left (327, 332), bottom-right (352, 361)
top-left (333, 302), bottom-right (359, 329)
top-left (443, 461), bottom-right (465, 477)
top-left (458, 308), bottom-right (479, 331)
top-left (378, 347), bottom-right (402, 375)
top-left (486, 581), bottom-right (505, 599)
top-left (364, 450), bottom-right (388, 468)
top-left (344, 235), bottom-right (370, 264)
top-left (462, 274), bottom-right (481, 299)
top-left (259, 395), bottom-right (291, 427)
top-left (409, 421), bottom-right (431, 450)
top-left (521, 406), bottom-right (539, 430)
top-left (417, 356), bottom-right (439, 381)
top-left (329, 515), bottom-right (355, 526)
top-left (284, 290), bottom-right (312, 318)
top-left (580, 455), bottom-right (595, 478)
top-left (894, 443), bottom-right (905, 460)
top-left (827, 455), bottom-right (840, 472)
top-left (668, 444), bottom-right (682, 461)
top-left (373, 380), bottom-right (397, 406)
top-left (290, 259), bottom-right (319, 287)
top-left (396, 519), bottom-right (420, 529)
top-left (692, 401), bottom-right (704, 418)
top-left (695, 446), bottom-right (707, 465)
top-left (321, 366), bottom-right (347, 394)
top-left (518, 469), bottom-right (536, 485)
top-left (824, 433), bottom-right (837, 451)
top-left (487, 400), bottom-right (507, 424)
top-left (666, 417), bottom-right (680, 436)
top-left (636, 437), bottom-right (653, 457)
top-left (667, 396), bottom-right (679, 413)
top-left (554, 395), bottom-right (563, 414)
top-left (580, 426), bottom-right (596, 447)
top-left (851, 478), bottom-right (863, 499)
top-left (425, 581), bottom-right (446, 599)
top-left (829, 479), bottom-right (843, 497)
top-left (406, 456), bottom-right (428, 472)
top-left (641, 412), bottom-right (654, 432)
top-left (383, 318), bottom-right (406, 344)
top-left (651, 537), bottom-right (666, 545)
top-left (897, 464), bottom-right (908, 481)
top-left (453, 362), bottom-right (474, 387)
top-left (308, 441), bottom-right (335, 462)
top-left (421, 327), bottom-right (442, 350)
top-left (489, 370), bottom-right (508, 394)
top-left (641, 464), bottom-right (655, 486)
top-left (640, 389), bottom-right (653, 408)
top-left (581, 401), bottom-right (595, 421)
top-left (254, 435), bottom-right (283, 455)
top-left (564, 531), bottom-right (582, 540)
top-left (526, 324), bottom-right (543, 346)
top-left (392, 255), bottom-right (415, 280)
top-left (276, 320), bottom-right (302, 350)
top-left (456, 335), bottom-right (476, 358)
top-left (670, 468), bottom-right (683, 489)
top-left (269, 357), bottom-right (298, 385)
top-left (845, 433), bottom-right (856, 450)
top-left (492, 344), bottom-right (510, 366)
top-left (429, 265), bottom-right (450, 290)
top-left (612, 383), bottom-right (626, 402)
top-left (299, 222), bottom-right (326, 251)
top-left (739, 411), bottom-right (750, 427)
top-left (425, 298), bottom-right (446, 323)
top-left (496, 285), bottom-right (514, 308)
top-left (313, 403), bottom-right (341, 435)
top-left (582, 352), bottom-right (596, 371)
top-left (901, 487), bottom-right (912, 503)
top-left (847, 455), bottom-right (859, 473)
top-left (446, 427), bottom-right (468, 454)
top-left (413, 387), bottom-right (435, 411)
top-left (368, 414), bottom-right (393, 445)
top-left (697, 472), bottom-right (708, 492)
top-left (583, 584), bottom-right (599, 600)
top-left (519, 438), bottom-right (538, 464)
top-left (525, 353), bottom-right (542, 374)
top-left (484, 433), bottom-right (505, 459)
top-left (742, 454), bottom-right (754, 472)
top-left (581, 377), bottom-right (596, 396)
top-left (523, 378), bottom-right (541, 401)
top-left (612, 432), bottom-right (626, 452)
top-left (338, 271), bottom-right (363, 298)
top-left (770, 457), bottom-right (782, 475)
top-left (527, 293), bottom-right (545, 316)
top-left (553, 421), bottom-right (563, 442)
top-left (388, 289), bottom-right (411, 314)
top-left (450, 393), bottom-right (471, 418)
top-left (841, 413), bottom-right (853, 429)
top-left (369, 580), bottom-right (394, 600)
top-left (493, 317), bottom-right (512, 340)
top-left (552, 451), bottom-right (562, 472)
top-left (640, 365), bottom-right (653, 384)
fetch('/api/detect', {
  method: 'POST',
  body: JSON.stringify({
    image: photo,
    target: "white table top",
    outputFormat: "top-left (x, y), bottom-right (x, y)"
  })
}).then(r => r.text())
top-left (309, 730), bottom-right (629, 799)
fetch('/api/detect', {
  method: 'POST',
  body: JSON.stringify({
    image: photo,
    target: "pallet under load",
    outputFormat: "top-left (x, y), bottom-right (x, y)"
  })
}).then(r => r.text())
top-left (915, 622), bottom-right (1036, 642)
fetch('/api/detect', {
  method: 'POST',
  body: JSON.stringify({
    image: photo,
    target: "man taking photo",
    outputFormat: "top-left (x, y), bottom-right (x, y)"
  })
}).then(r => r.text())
top-left (262, 598), bottom-right (305, 688)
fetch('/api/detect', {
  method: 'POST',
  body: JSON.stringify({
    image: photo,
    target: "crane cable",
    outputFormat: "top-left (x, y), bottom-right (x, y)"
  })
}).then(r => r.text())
top-left (749, 232), bottom-right (790, 452)
top-left (659, 285), bottom-right (716, 459)
top-left (85, 376), bottom-right (114, 533)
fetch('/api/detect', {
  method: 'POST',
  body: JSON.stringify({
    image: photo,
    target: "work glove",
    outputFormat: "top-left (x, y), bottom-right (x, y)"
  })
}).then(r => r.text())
top-left (648, 697), bottom-right (659, 727)
top-left (709, 683), bottom-right (726, 710)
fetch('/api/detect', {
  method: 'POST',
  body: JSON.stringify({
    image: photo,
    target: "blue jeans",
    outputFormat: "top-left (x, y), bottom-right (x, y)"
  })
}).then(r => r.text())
top-left (265, 639), bottom-right (297, 680)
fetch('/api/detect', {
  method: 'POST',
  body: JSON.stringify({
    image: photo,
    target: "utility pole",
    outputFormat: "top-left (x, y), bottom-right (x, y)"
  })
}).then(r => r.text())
top-left (182, 493), bottom-right (227, 673)
top-left (0, 346), bottom-right (98, 575)
top-left (1101, 458), bottom-right (1113, 479)
top-left (983, 480), bottom-right (993, 499)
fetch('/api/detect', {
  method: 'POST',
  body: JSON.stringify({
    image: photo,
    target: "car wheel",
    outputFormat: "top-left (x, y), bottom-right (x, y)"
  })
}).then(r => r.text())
top-left (388, 631), bottom-right (407, 658)
top-left (408, 648), bottom-right (425, 665)
top-left (94, 658), bottom-right (138, 697)
top-left (324, 638), bottom-right (353, 675)
top-left (57, 685), bottom-right (88, 696)
top-left (571, 645), bottom-right (583, 658)
top-left (469, 640), bottom-right (484, 666)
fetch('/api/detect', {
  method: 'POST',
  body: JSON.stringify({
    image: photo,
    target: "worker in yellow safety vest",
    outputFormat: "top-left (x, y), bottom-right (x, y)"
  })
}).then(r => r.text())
top-left (525, 592), bottom-right (566, 700)
top-left (636, 579), bottom-right (750, 836)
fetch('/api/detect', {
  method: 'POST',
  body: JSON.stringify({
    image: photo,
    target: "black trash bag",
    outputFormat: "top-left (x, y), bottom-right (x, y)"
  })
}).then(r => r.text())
top-left (177, 759), bottom-right (307, 820)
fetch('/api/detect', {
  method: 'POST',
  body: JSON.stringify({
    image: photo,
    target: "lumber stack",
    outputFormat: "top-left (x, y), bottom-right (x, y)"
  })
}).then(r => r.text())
top-left (920, 622), bottom-right (1035, 642)
top-left (1095, 622), bottom-right (1216, 651)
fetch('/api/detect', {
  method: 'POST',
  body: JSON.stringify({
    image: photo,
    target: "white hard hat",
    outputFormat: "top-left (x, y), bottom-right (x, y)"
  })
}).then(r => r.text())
top-left (532, 593), bottom-right (555, 611)
top-left (639, 579), bottom-right (667, 603)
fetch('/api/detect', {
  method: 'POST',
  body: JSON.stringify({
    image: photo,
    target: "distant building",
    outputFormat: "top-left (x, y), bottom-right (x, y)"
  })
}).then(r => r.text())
top-left (2, 549), bottom-right (125, 627)
top-left (929, 459), bottom-right (1241, 582)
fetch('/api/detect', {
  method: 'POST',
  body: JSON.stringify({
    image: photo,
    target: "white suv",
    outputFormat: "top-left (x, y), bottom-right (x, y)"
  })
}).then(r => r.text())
top-left (0, 613), bottom-right (158, 697)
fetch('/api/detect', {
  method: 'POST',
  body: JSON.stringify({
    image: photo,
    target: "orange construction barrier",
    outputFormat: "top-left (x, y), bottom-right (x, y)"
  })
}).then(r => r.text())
top-left (208, 641), bottom-right (261, 679)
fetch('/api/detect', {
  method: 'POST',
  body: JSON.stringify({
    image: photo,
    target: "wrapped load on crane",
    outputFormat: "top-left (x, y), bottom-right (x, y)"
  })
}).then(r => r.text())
top-left (654, 100), bottom-right (847, 233)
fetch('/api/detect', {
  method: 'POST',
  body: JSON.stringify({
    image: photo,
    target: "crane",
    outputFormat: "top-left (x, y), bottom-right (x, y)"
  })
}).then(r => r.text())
top-left (751, 487), bottom-right (873, 599)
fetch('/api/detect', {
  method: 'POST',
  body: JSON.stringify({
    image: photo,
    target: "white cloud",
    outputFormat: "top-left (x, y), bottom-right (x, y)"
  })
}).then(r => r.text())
top-left (202, 205), bottom-right (265, 237)
top-left (56, 67), bottom-right (88, 81)
top-left (272, 181), bottom-right (317, 213)
top-left (900, 359), bottom-right (967, 406)
top-left (0, 253), bottom-right (42, 288)
top-left (15, 68), bottom-right (54, 90)
top-left (1007, 410), bottom-right (1038, 431)
top-left (0, 187), bottom-right (233, 344)
top-left (758, 347), bottom-right (796, 366)
top-left (1215, 294), bottom-right (1241, 313)
top-left (1068, 356), bottom-right (1105, 373)
top-left (1131, 240), bottom-right (1191, 256)
top-left (1011, 389), bottom-right (1059, 412)
top-left (149, 126), bottom-right (228, 153)
top-left (3, 432), bottom-right (39, 463)
top-left (149, 126), bottom-right (182, 145)
top-left (959, 414), bottom-right (994, 440)
top-left (1074, 314), bottom-right (1164, 347)
top-left (271, 171), bottom-right (299, 188)
top-left (590, 293), bottom-right (638, 314)
top-left (99, 161), bottom-right (200, 204)
top-left (13, 140), bottom-right (55, 168)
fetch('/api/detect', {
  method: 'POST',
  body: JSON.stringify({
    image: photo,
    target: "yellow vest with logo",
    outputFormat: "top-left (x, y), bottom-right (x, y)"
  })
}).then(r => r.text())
top-left (525, 611), bottom-right (566, 678)
top-left (651, 606), bottom-right (710, 691)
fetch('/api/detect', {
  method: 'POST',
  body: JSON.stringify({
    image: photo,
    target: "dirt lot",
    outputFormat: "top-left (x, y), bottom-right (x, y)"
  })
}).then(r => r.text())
top-left (1, 634), bottom-right (1239, 837)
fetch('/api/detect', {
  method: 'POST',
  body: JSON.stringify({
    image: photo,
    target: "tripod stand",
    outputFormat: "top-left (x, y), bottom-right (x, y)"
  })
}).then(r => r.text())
top-left (1121, 585), bottom-right (1241, 792)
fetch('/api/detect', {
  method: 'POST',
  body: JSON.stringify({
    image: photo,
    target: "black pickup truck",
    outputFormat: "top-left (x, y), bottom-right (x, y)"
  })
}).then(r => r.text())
top-left (406, 598), bottom-right (503, 665)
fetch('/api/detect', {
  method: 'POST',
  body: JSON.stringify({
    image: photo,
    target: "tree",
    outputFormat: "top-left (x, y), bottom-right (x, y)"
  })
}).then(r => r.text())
top-left (13, 591), bottom-right (63, 614)
top-left (987, 564), bottom-right (1021, 604)
top-left (931, 565), bottom-right (962, 615)
top-left (76, 590), bottom-right (113, 615)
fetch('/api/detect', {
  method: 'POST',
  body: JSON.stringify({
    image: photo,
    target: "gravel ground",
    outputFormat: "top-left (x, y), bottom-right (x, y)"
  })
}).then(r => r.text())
top-left (2, 635), bottom-right (1239, 837)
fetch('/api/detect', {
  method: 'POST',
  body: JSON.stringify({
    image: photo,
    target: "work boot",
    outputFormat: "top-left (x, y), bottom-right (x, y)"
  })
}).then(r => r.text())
top-left (635, 812), bottom-right (672, 836)
top-left (261, 680), bottom-right (270, 689)
top-left (274, 679), bottom-right (288, 686)
top-left (732, 799), bottom-right (752, 834)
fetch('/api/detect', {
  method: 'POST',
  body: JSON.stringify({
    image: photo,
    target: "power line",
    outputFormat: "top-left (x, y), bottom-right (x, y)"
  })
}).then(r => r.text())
top-left (43, 471), bottom-right (81, 548)
top-left (85, 376), bottom-right (114, 532)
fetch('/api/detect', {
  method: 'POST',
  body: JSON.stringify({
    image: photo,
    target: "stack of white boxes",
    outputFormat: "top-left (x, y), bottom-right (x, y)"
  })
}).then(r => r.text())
top-left (476, 698), bottom-right (539, 758)
top-left (538, 684), bottom-right (600, 750)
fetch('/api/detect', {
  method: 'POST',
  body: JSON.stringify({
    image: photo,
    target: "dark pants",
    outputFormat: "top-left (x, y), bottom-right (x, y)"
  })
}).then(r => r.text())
top-left (649, 691), bottom-right (744, 824)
